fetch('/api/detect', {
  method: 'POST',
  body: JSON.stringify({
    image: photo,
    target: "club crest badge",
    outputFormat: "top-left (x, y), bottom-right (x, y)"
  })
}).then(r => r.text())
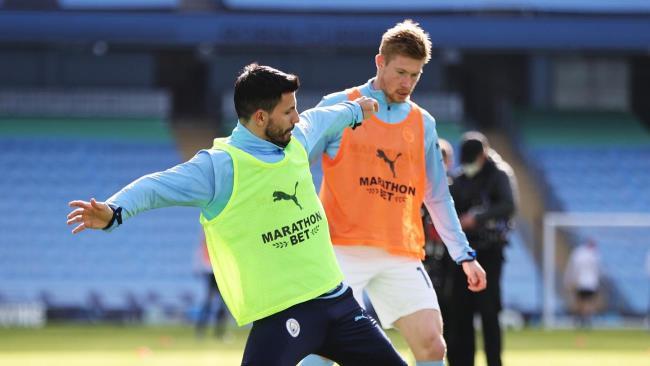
top-left (286, 318), bottom-right (300, 338)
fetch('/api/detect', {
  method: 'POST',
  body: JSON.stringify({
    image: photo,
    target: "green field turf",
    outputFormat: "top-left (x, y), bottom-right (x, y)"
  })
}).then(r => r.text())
top-left (0, 325), bottom-right (648, 366)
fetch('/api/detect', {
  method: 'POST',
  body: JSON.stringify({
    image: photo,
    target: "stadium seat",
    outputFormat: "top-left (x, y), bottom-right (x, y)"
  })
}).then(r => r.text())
top-left (0, 120), bottom-right (203, 322)
top-left (518, 109), bottom-right (650, 315)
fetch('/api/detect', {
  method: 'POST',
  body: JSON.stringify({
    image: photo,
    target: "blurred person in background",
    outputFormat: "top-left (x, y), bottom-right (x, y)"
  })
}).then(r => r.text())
top-left (302, 20), bottom-right (486, 366)
top-left (66, 63), bottom-right (409, 366)
top-left (564, 238), bottom-right (602, 329)
top-left (194, 233), bottom-right (229, 340)
top-left (443, 131), bottom-right (516, 366)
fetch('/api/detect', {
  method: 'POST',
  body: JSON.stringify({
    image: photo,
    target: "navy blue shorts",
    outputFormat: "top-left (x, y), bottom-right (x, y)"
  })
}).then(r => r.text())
top-left (241, 287), bottom-right (406, 366)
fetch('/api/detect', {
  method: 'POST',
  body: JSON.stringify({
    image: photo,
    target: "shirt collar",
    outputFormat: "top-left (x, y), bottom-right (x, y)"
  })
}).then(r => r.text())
top-left (365, 78), bottom-right (387, 103)
top-left (230, 122), bottom-right (286, 153)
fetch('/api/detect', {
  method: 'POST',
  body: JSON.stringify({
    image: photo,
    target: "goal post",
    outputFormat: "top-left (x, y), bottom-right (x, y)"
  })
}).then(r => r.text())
top-left (542, 212), bottom-right (650, 329)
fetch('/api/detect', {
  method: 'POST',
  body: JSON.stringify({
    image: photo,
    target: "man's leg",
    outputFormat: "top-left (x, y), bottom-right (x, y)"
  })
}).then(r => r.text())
top-left (214, 296), bottom-right (228, 338)
top-left (196, 274), bottom-right (217, 337)
top-left (476, 281), bottom-right (501, 366)
top-left (394, 309), bottom-right (446, 364)
top-left (365, 258), bottom-right (445, 364)
top-left (444, 265), bottom-right (475, 366)
top-left (241, 301), bottom-right (327, 366)
top-left (479, 307), bottom-right (502, 366)
top-left (300, 355), bottom-right (333, 366)
top-left (213, 282), bottom-right (229, 339)
top-left (476, 248), bottom-right (503, 366)
top-left (317, 288), bottom-right (407, 366)
top-left (301, 246), bottom-right (377, 366)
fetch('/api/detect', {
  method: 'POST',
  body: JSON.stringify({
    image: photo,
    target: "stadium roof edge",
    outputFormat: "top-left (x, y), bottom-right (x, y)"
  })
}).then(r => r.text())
top-left (0, 11), bottom-right (649, 50)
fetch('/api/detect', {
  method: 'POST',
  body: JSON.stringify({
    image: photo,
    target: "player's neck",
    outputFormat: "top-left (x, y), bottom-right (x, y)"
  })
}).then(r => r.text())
top-left (371, 77), bottom-right (397, 104)
top-left (371, 77), bottom-right (382, 92)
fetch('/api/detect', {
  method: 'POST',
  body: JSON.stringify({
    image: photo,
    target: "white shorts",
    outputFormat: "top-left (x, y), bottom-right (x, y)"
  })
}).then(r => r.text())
top-left (334, 245), bottom-right (439, 329)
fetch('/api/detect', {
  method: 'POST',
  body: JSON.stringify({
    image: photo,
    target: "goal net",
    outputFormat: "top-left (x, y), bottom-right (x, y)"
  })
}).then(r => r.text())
top-left (542, 212), bottom-right (650, 328)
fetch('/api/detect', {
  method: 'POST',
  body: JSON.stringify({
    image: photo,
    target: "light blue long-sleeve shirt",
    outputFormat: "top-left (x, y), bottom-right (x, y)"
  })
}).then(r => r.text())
top-left (107, 101), bottom-right (363, 223)
top-left (311, 79), bottom-right (474, 263)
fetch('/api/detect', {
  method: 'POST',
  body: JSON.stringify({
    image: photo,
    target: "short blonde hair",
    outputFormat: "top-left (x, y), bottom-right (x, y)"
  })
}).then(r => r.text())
top-left (379, 19), bottom-right (432, 64)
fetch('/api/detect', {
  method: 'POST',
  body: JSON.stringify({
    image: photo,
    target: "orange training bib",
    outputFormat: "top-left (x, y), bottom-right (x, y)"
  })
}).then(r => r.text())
top-left (320, 88), bottom-right (426, 259)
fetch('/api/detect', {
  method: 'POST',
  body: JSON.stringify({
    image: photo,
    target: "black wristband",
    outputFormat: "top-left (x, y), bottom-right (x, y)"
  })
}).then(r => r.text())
top-left (102, 204), bottom-right (123, 230)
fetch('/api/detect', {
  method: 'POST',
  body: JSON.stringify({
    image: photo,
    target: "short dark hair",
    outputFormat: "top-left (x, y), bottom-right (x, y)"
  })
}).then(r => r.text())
top-left (234, 63), bottom-right (300, 121)
top-left (460, 131), bottom-right (489, 164)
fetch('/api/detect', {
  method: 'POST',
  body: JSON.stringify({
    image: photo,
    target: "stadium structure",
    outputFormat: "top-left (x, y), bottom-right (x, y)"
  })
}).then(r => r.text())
top-left (0, 0), bottom-right (649, 329)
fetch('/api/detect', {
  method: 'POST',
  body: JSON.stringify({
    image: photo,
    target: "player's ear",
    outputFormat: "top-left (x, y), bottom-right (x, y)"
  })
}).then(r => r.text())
top-left (252, 109), bottom-right (268, 127)
top-left (375, 54), bottom-right (385, 70)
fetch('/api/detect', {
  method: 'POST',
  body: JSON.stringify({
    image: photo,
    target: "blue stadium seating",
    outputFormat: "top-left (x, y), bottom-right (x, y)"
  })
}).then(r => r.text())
top-left (522, 116), bottom-right (650, 315)
top-left (0, 136), bottom-right (203, 320)
top-left (502, 230), bottom-right (541, 315)
top-left (0, 123), bottom-right (545, 322)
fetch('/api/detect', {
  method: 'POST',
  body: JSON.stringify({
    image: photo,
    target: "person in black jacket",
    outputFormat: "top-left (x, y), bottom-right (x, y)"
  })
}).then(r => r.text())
top-left (442, 131), bottom-right (517, 366)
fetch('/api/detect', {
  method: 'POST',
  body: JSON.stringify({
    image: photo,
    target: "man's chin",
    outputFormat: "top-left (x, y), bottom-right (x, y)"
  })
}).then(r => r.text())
top-left (397, 94), bottom-right (410, 101)
top-left (272, 138), bottom-right (290, 148)
top-left (390, 94), bottom-right (409, 103)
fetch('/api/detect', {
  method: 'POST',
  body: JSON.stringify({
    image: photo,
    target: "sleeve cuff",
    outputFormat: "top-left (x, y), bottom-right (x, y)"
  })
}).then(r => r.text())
top-left (102, 204), bottom-right (123, 232)
top-left (456, 250), bottom-right (477, 264)
top-left (346, 101), bottom-right (363, 128)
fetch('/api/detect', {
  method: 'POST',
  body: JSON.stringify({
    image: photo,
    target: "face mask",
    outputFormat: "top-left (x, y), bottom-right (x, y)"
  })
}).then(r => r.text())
top-left (462, 161), bottom-right (481, 178)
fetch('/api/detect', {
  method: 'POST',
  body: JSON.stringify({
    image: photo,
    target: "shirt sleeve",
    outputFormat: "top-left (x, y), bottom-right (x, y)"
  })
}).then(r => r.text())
top-left (293, 100), bottom-right (362, 164)
top-left (421, 111), bottom-right (475, 263)
top-left (105, 151), bottom-right (220, 228)
top-left (317, 91), bottom-right (349, 107)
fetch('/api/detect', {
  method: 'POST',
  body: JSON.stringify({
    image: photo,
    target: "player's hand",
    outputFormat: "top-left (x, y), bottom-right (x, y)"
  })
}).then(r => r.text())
top-left (462, 260), bottom-right (487, 292)
top-left (67, 198), bottom-right (113, 234)
top-left (354, 96), bottom-right (379, 121)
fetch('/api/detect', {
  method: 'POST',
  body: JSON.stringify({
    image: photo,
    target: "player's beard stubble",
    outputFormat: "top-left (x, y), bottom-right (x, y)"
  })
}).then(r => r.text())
top-left (265, 117), bottom-right (293, 148)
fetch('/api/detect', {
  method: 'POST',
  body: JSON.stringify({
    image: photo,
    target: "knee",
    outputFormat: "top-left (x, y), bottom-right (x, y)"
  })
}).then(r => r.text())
top-left (431, 336), bottom-right (447, 360)
top-left (299, 355), bottom-right (334, 366)
top-left (418, 333), bottom-right (446, 360)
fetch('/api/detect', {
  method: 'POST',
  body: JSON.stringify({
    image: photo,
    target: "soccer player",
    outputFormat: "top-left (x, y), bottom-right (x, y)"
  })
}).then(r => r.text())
top-left (66, 64), bottom-right (407, 366)
top-left (302, 20), bottom-right (487, 366)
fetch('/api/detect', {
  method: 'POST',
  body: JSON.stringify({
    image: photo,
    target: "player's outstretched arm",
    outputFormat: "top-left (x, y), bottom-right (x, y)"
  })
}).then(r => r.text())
top-left (67, 198), bottom-right (113, 234)
top-left (295, 97), bottom-right (378, 164)
top-left (462, 260), bottom-right (487, 292)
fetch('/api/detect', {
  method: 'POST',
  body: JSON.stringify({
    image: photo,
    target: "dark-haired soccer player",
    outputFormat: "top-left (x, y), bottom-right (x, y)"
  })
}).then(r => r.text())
top-left (67, 63), bottom-right (406, 366)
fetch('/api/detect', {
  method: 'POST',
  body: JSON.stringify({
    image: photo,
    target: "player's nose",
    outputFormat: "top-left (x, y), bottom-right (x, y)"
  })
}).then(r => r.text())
top-left (291, 111), bottom-right (300, 125)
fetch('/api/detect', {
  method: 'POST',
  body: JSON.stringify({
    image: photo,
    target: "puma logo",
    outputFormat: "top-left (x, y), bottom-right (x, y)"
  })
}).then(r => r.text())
top-left (272, 181), bottom-right (302, 210)
top-left (376, 149), bottom-right (402, 178)
top-left (354, 314), bottom-right (370, 322)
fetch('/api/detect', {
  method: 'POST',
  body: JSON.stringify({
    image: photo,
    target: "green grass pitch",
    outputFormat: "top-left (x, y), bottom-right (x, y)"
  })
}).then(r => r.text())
top-left (0, 325), bottom-right (648, 365)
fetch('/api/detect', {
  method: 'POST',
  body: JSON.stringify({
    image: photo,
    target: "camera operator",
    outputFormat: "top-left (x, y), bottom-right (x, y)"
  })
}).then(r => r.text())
top-left (442, 131), bottom-right (517, 366)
